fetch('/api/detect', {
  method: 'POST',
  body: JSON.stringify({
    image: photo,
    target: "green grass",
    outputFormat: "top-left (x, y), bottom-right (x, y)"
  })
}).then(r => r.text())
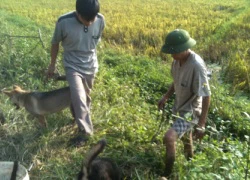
top-left (0, 0), bottom-right (250, 179)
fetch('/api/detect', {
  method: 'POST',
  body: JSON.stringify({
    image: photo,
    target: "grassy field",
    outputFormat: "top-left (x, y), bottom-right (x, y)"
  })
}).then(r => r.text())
top-left (0, 0), bottom-right (250, 179)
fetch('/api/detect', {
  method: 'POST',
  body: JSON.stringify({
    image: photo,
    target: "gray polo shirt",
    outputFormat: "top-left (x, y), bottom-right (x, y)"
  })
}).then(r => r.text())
top-left (51, 11), bottom-right (105, 74)
top-left (171, 50), bottom-right (211, 122)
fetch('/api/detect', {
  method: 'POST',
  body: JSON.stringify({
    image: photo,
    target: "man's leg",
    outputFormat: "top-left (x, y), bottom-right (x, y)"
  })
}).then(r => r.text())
top-left (181, 131), bottom-right (193, 160)
top-left (163, 118), bottom-right (193, 177)
top-left (81, 73), bottom-right (94, 133)
top-left (163, 128), bottom-right (178, 177)
top-left (66, 70), bottom-right (94, 135)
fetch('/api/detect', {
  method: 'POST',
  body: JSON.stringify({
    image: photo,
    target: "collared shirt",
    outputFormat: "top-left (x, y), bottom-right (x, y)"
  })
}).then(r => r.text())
top-left (171, 50), bottom-right (211, 122)
top-left (51, 11), bottom-right (105, 74)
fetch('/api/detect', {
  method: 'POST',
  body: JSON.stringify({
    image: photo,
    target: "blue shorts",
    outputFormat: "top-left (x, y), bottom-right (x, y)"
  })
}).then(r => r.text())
top-left (172, 118), bottom-right (195, 138)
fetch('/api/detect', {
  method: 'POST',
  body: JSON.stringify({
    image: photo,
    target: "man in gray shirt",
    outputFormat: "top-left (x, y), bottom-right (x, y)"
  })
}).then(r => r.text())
top-left (158, 29), bottom-right (211, 177)
top-left (47, 0), bottom-right (105, 146)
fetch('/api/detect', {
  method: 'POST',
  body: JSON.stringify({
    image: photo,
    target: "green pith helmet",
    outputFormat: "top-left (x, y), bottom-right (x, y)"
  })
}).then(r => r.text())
top-left (161, 29), bottom-right (196, 54)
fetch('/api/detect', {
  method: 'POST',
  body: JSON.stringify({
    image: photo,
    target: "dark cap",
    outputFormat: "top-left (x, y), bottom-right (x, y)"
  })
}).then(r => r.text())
top-left (161, 29), bottom-right (196, 54)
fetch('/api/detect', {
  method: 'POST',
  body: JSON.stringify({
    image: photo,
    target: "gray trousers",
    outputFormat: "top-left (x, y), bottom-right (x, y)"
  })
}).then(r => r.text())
top-left (66, 69), bottom-right (94, 135)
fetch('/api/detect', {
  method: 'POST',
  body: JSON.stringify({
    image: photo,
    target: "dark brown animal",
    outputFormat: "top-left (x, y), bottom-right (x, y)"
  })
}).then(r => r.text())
top-left (78, 139), bottom-right (121, 180)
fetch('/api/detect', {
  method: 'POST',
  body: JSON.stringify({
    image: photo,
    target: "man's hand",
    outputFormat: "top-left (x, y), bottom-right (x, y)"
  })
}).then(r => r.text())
top-left (158, 96), bottom-right (167, 110)
top-left (158, 83), bottom-right (174, 110)
top-left (193, 126), bottom-right (205, 141)
top-left (46, 63), bottom-right (56, 79)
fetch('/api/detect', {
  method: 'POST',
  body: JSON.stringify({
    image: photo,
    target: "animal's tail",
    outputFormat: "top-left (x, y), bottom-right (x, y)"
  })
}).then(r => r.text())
top-left (79, 139), bottom-right (107, 179)
top-left (84, 139), bottom-right (107, 168)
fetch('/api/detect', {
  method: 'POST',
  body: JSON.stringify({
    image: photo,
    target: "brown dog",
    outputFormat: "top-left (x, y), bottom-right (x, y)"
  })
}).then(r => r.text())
top-left (2, 85), bottom-right (74, 127)
top-left (78, 139), bottom-right (121, 180)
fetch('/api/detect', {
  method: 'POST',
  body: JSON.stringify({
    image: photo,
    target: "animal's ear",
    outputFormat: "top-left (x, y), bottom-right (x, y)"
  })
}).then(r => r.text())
top-left (13, 85), bottom-right (25, 92)
top-left (13, 85), bottom-right (20, 90)
top-left (1, 89), bottom-right (12, 97)
top-left (13, 85), bottom-right (27, 93)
